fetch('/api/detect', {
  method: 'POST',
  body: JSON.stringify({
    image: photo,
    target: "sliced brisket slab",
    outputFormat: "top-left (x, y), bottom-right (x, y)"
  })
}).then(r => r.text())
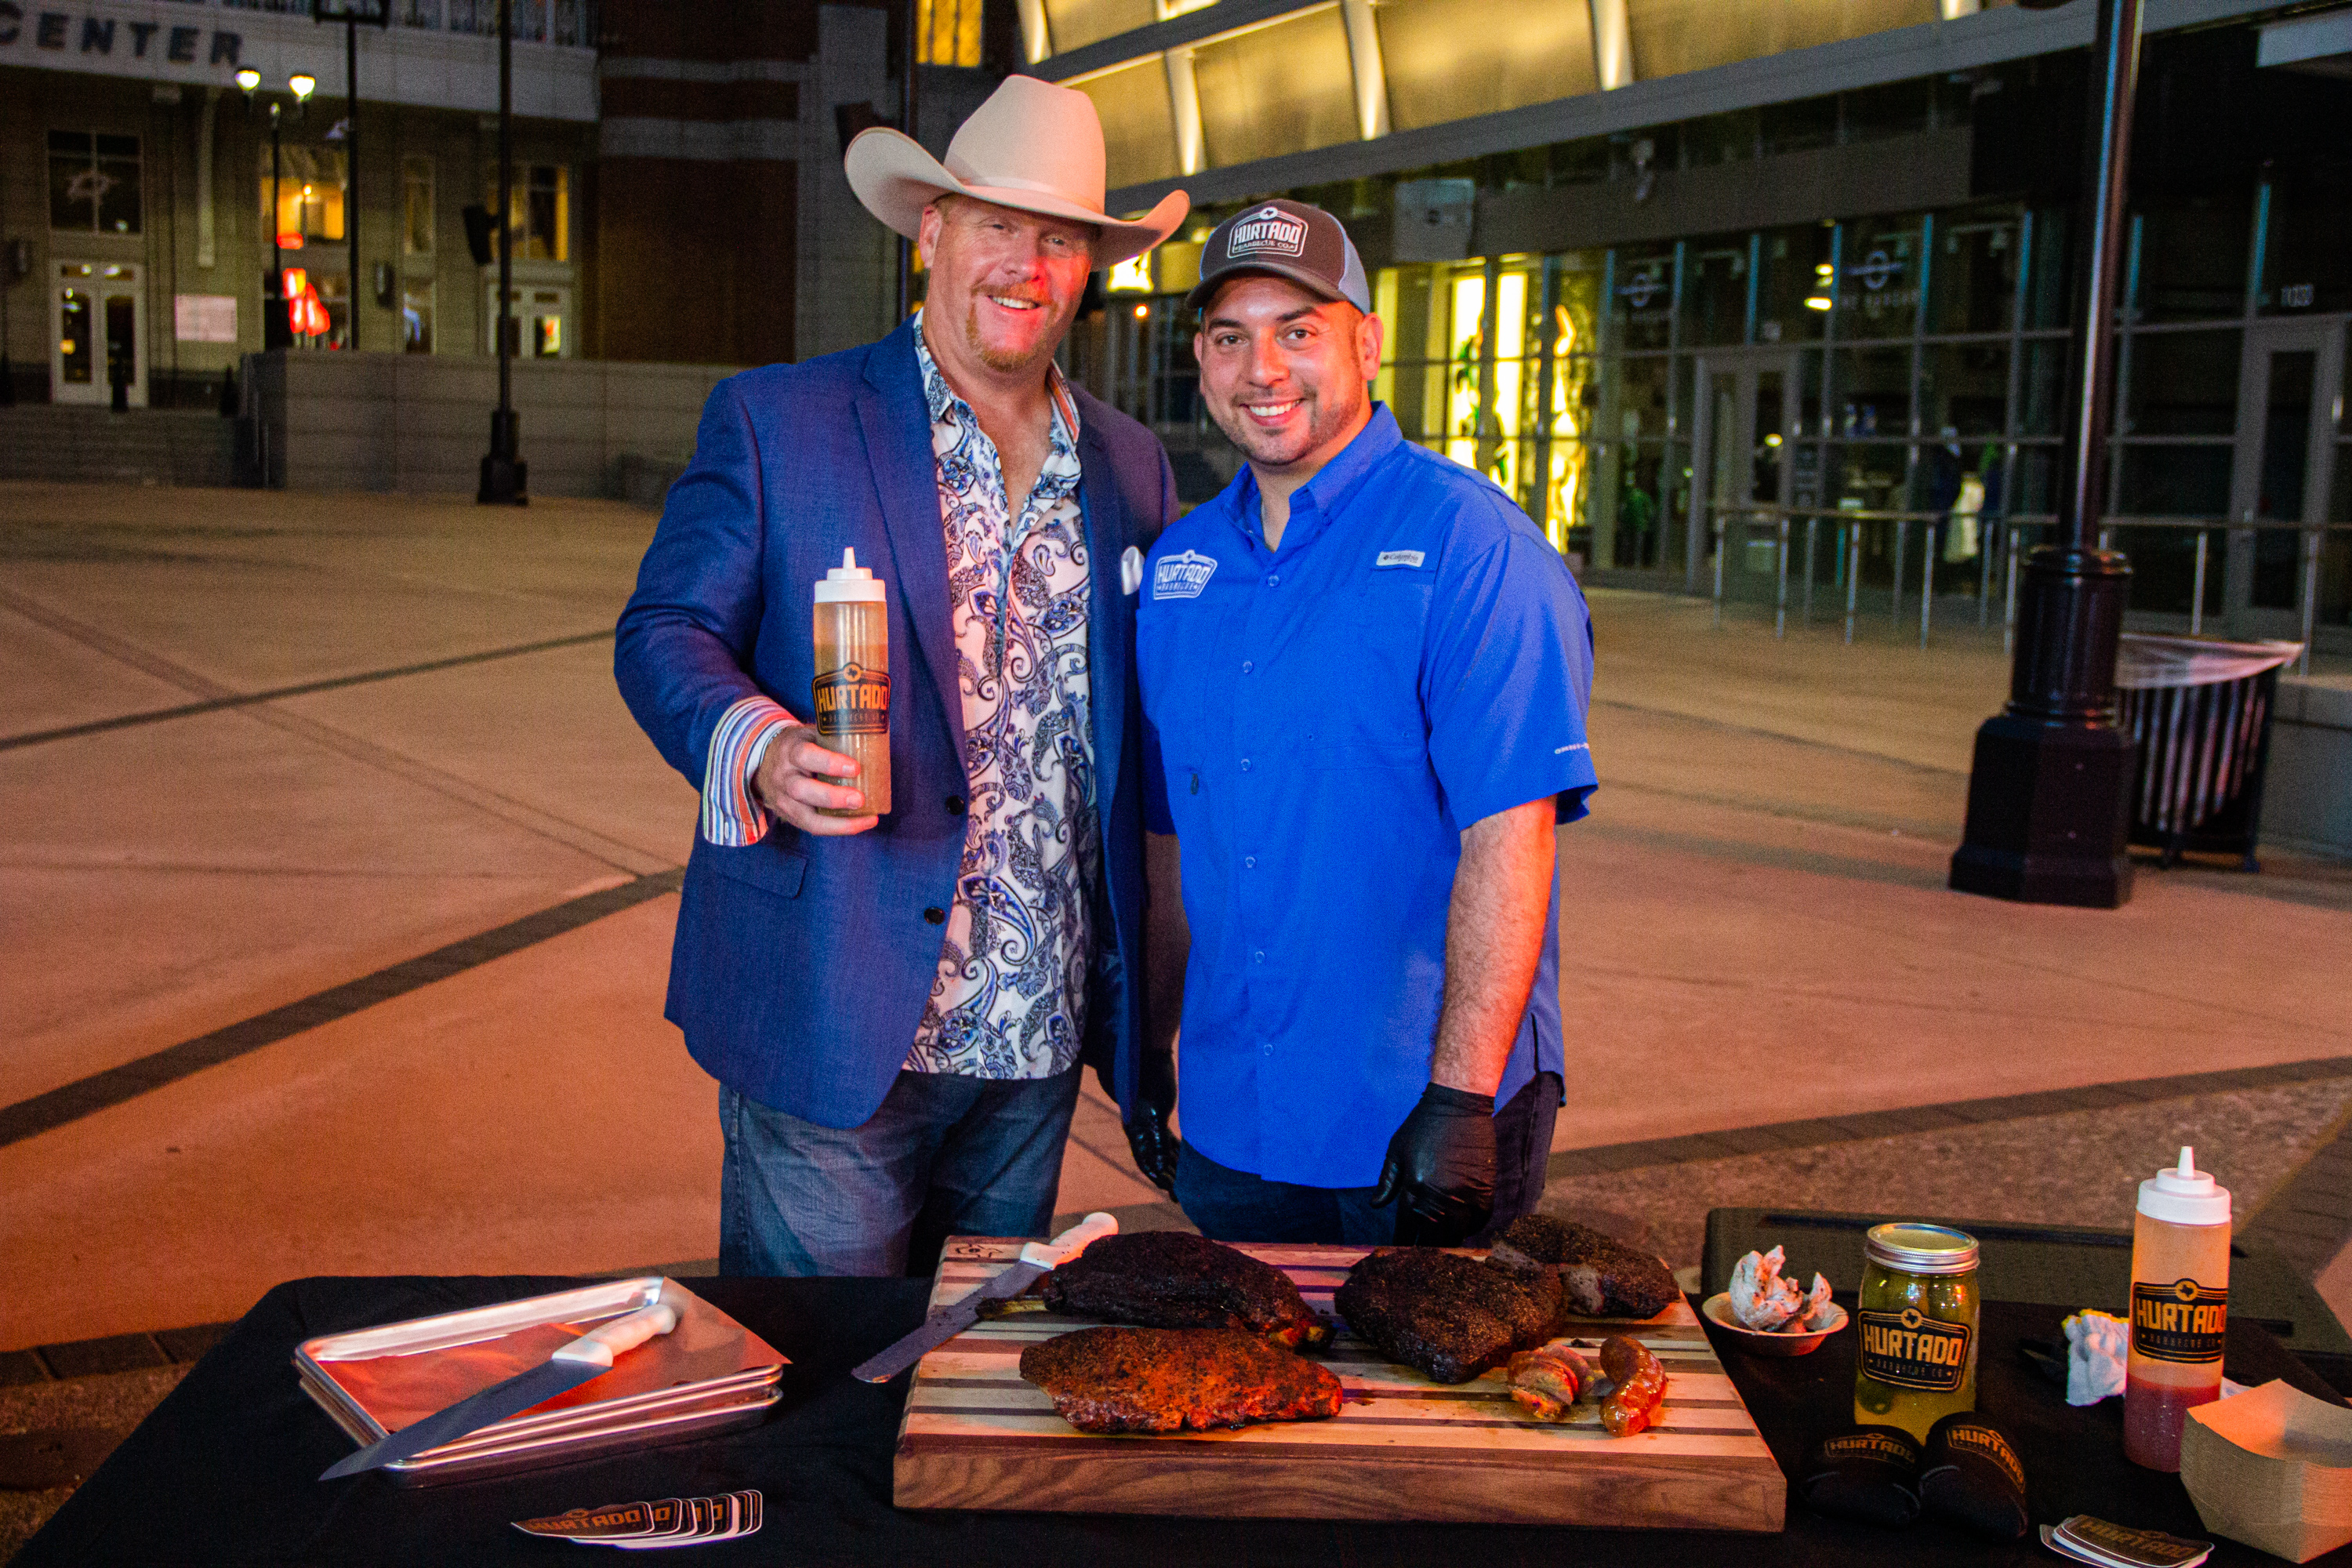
top-left (1489, 1214), bottom-right (1680, 1320)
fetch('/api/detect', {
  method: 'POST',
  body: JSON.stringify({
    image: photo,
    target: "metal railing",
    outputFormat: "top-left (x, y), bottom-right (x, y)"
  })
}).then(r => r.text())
top-left (1707, 503), bottom-right (2348, 673)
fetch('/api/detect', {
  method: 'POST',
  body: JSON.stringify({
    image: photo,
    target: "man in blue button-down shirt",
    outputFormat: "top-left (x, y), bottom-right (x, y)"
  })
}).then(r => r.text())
top-left (1130, 201), bottom-right (1598, 1247)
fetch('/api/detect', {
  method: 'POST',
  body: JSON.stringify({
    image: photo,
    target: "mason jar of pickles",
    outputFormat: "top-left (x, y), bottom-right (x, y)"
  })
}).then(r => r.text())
top-left (1854, 1223), bottom-right (1980, 1441)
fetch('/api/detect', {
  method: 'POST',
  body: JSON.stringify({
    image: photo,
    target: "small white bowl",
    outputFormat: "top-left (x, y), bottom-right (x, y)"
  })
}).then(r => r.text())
top-left (1700, 1291), bottom-right (1848, 1357)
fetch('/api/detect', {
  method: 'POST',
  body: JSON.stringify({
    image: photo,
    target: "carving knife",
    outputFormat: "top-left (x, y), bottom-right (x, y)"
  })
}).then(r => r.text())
top-left (320, 1301), bottom-right (680, 1480)
top-left (851, 1212), bottom-right (1118, 1383)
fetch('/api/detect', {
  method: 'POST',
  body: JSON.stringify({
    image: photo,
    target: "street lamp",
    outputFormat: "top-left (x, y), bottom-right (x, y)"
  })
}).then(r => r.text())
top-left (1949, 0), bottom-right (2147, 908)
top-left (239, 71), bottom-right (313, 350)
top-left (315, 1), bottom-right (390, 354)
top-left (478, 0), bottom-right (526, 504)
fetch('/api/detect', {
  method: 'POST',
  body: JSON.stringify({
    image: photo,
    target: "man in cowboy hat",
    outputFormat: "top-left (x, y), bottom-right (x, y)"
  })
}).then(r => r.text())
top-left (615, 78), bottom-right (1188, 1277)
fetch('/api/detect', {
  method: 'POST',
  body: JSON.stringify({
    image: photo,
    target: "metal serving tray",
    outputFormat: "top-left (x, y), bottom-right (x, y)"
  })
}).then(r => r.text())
top-left (295, 1278), bottom-right (786, 1487)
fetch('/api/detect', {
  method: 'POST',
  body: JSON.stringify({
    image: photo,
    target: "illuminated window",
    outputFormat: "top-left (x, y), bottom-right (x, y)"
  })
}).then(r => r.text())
top-left (916, 0), bottom-right (983, 67)
top-left (402, 285), bottom-right (434, 354)
top-left (258, 147), bottom-right (347, 246)
top-left (49, 131), bottom-right (142, 235)
top-left (486, 164), bottom-right (569, 261)
top-left (1106, 253), bottom-right (1153, 293)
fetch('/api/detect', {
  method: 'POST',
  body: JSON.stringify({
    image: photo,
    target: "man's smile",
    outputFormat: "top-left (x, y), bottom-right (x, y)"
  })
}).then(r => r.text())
top-left (1242, 397), bottom-right (1302, 425)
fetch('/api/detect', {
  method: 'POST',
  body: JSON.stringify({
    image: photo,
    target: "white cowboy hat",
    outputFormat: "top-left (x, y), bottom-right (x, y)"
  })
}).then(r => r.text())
top-left (844, 75), bottom-right (1188, 267)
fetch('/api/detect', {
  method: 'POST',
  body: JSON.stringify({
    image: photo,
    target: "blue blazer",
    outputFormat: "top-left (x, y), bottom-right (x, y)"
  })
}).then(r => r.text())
top-left (615, 318), bottom-right (1174, 1131)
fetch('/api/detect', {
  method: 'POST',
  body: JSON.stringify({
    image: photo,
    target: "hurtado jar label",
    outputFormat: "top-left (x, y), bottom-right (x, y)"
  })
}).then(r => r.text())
top-left (812, 664), bottom-right (891, 736)
top-left (1858, 1308), bottom-right (1974, 1392)
top-left (2131, 1278), bottom-right (2227, 1364)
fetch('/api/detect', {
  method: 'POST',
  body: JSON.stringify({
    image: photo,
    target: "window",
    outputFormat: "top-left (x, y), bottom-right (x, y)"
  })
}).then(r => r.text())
top-left (916, 0), bottom-right (983, 67)
top-left (403, 156), bottom-right (434, 256)
top-left (486, 165), bottom-right (568, 261)
top-left (49, 131), bottom-right (141, 235)
top-left (259, 147), bottom-right (347, 247)
top-left (402, 284), bottom-right (434, 353)
top-left (1073, 60), bottom-right (1178, 189)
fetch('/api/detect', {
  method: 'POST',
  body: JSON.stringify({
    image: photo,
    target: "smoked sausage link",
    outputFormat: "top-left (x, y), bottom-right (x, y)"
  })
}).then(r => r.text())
top-left (1599, 1334), bottom-right (1665, 1438)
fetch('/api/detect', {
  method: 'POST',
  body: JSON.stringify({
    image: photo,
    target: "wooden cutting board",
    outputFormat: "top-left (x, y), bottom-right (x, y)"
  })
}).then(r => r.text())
top-left (891, 1238), bottom-right (1787, 1530)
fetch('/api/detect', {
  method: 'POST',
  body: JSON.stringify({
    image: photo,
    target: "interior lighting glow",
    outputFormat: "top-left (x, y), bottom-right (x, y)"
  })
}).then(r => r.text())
top-left (1814, 262), bottom-right (1833, 278)
top-left (234, 67), bottom-right (260, 92)
top-left (1107, 253), bottom-right (1153, 292)
top-left (1133, 303), bottom-right (1149, 318)
top-left (1764, 433), bottom-right (1782, 447)
top-left (289, 73), bottom-right (317, 100)
top-left (1804, 295), bottom-right (1832, 311)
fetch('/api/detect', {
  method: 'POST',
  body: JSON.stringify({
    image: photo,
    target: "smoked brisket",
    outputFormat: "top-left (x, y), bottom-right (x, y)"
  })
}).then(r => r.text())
top-left (1334, 1248), bottom-right (1562, 1384)
top-left (1040, 1231), bottom-right (1330, 1348)
top-left (1489, 1214), bottom-right (1680, 1320)
top-left (1019, 1326), bottom-right (1344, 1433)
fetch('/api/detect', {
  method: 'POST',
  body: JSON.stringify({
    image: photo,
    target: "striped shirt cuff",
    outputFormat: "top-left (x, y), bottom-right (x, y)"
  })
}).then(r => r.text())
top-left (701, 695), bottom-right (795, 848)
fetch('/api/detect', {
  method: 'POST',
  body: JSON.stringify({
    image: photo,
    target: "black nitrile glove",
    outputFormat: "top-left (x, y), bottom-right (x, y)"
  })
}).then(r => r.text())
top-left (1123, 1051), bottom-right (1181, 1193)
top-left (1371, 1083), bottom-right (1496, 1246)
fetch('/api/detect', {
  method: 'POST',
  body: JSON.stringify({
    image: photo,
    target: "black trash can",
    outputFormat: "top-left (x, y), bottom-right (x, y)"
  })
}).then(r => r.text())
top-left (2116, 633), bottom-right (2303, 871)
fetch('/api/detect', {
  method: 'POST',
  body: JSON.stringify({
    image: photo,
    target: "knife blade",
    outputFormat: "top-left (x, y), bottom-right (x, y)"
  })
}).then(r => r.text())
top-left (851, 1211), bottom-right (1118, 1383)
top-left (320, 1301), bottom-right (680, 1480)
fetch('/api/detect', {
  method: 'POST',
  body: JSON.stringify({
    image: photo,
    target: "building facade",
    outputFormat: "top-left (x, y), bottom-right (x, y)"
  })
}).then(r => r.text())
top-left (0, 0), bottom-right (1007, 416)
top-left (1043, 0), bottom-right (2352, 647)
top-left (1, 0), bottom-right (601, 408)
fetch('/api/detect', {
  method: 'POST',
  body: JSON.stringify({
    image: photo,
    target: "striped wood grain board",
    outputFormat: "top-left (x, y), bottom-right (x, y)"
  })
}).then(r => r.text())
top-left (892, 1238), bottom-right (1786, 1529)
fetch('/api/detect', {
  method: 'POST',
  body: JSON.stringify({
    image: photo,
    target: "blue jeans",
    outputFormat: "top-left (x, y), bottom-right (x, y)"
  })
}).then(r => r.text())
top-left (718, 1066), bottom-right (1081, 1278)
top-left (1174, 1070), bottom-right (1562, 1246)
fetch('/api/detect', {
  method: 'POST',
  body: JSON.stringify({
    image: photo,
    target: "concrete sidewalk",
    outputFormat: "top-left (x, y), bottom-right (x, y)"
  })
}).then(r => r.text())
top-left (4, 481), bottom-right (2350, 1363)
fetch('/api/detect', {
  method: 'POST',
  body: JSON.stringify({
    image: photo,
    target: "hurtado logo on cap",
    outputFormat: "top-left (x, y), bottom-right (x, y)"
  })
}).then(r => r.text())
top-left (1226, 205), bottom-right (1309, 259)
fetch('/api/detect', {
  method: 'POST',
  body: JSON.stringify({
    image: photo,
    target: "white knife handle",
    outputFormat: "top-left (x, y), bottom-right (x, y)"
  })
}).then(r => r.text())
top-left (550, 1303), bottom-right (678, 1370)
top-left (1017, 1211), bottom-right (1118, 1271)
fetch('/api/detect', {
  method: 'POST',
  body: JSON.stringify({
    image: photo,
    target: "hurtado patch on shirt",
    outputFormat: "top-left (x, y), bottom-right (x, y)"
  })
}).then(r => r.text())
top-left (1154, 550), bottom-right (1219, 601)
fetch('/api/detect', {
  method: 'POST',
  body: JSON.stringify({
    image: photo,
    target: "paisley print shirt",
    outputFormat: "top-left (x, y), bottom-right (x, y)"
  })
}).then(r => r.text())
top-left (901, 320), bottom-right (1097, 1080)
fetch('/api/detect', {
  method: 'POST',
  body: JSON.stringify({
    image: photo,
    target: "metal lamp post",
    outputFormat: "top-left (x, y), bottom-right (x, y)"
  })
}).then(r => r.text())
top-left (478, 0), bottom-right (526, 505)
top-left (238, 68), bottom-right (313, 350)
top-left (315, 0), bottom-right (391, 354)
top-left (1948, 0), bottom-right (2146, 909)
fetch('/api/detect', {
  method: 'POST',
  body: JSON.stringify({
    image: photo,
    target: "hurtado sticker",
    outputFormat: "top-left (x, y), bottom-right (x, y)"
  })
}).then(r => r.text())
top-left (2131, 1278), bottom-right (2227, 1365)
top-left (1858, 1307), bottom-right (1973, 1392)
top-left (812, 663), bottom-right (891, 735)
top-left (1153, 550), bottom-right (1219, 601)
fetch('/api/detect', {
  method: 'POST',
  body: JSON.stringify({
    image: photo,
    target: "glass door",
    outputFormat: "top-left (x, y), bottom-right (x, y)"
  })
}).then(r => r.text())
top-left (1689, 349), bottom-right (1797, 595)
top-left (51, 260), bottom-right (146, 407)
top-left (2227, 321), bottom-right (2343, 639)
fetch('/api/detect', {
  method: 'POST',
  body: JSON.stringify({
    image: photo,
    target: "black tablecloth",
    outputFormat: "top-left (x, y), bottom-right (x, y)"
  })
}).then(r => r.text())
top-left (18, 1276), bottom-right (2352, 1566)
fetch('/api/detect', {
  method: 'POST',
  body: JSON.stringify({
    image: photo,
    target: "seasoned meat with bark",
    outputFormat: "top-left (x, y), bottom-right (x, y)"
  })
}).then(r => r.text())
top-left (1335, 1248), bottom-right (1562, 1384)
top-left (1018, 1327), bottom-right (1343, 1433)
top-left (1041, 1232), bottom-right (1329, 1348)
top-left (1490, 1214), bottom-right (1680, 1320)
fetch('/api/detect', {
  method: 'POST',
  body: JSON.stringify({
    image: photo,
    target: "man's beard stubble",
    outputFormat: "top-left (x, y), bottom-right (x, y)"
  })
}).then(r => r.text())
top-left (963, 296), bottom-right (1064, 375)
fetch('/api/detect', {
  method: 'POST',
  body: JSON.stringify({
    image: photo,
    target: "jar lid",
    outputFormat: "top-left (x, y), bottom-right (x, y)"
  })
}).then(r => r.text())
top-left (1864, 1222), bottom-right (1979, 1275)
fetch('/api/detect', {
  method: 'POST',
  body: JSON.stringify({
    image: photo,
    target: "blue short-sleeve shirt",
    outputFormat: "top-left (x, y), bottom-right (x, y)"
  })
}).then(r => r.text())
top-left (1138, 405), bottom-right (1597, 1189)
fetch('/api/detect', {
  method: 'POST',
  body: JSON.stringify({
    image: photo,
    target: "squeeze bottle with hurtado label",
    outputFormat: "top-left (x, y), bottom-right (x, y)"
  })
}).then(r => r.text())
top-left (811, 549), bottom-right (890, 818)
top-left (2123, 1148), bottom-right (2230, 1472)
